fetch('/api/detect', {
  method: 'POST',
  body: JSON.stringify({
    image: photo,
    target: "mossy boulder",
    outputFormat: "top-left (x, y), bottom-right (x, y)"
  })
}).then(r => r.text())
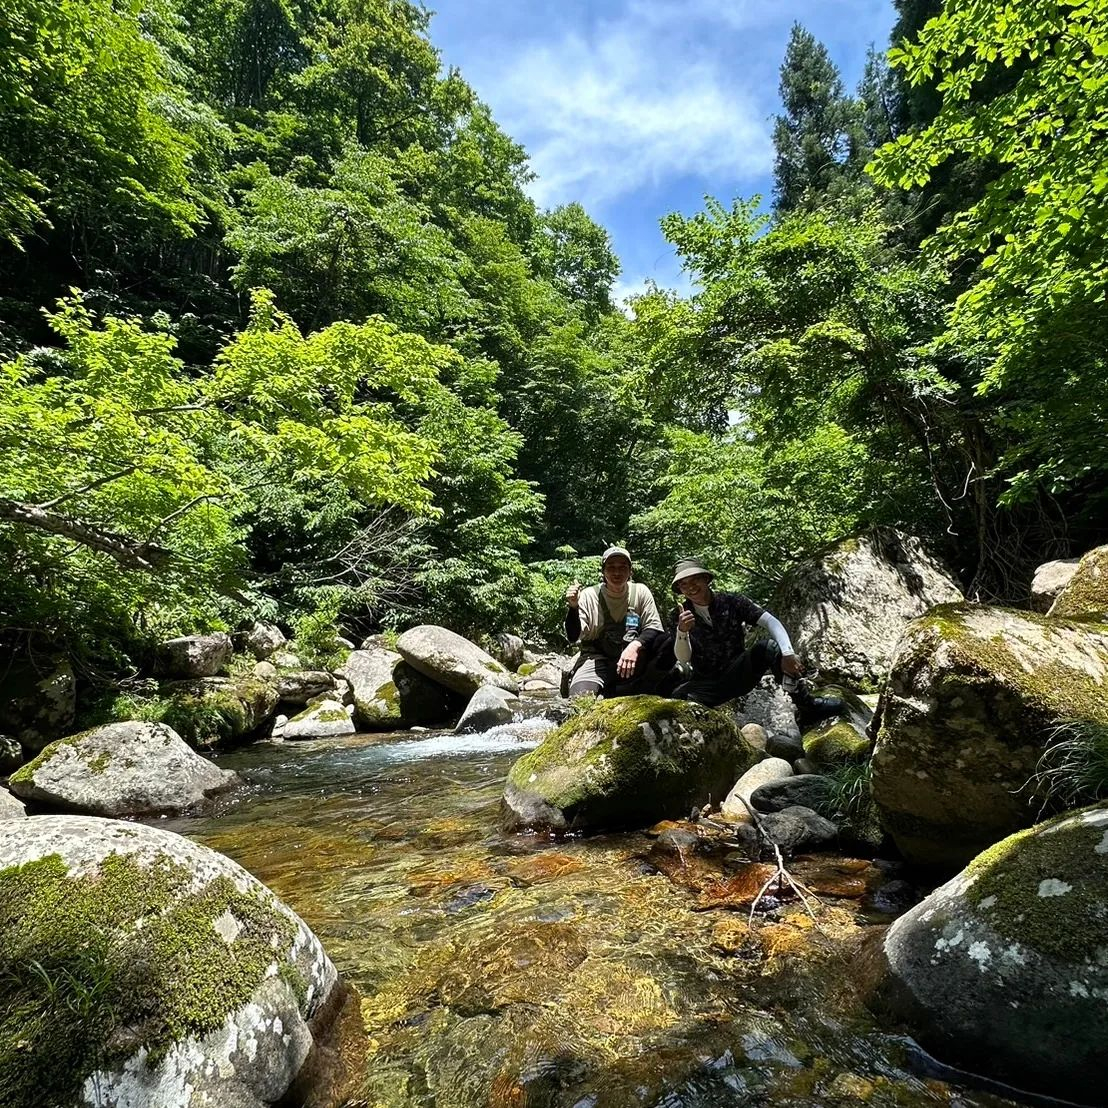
top-left (0, 815), bottom-right (344, 1108)
top-left (1048, 543), bottom-right (1108, 619)
top-left (772, 528), bottom-right (963, 689)
top-left (502, 697), bottom-right (754, 833)
top-left (873, 805), bottom-right (1108, 1103)
top-left (0, 656), bottom-right (76, 754)
top-left (801, 684), bottom-right (873, 767)
top-left (153, 675), bottom-right (279, 749)
top-left (336, 646), bottom-right (404, 730)
top-left (274, 669), bottom-right (335, 705)
top-left (871, 603), bottom-right (1108, 866)
top-left (8, 721), bottom-right (239, 816)
top-left (397, 625), bottom-right (518, 697)
top-left (274, 699), bottom-right (356, 740)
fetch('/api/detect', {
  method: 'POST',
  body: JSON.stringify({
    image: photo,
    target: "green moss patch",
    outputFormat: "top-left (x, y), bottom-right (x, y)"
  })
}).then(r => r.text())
top-left (963, 804), bottom-right (1108, 962)
top-left (803, 721), bottom-right (871, 765)
top-left (0, 851), bottom-right (297, 1107)
top-left (1051, 546), bottom-right (1108, 619)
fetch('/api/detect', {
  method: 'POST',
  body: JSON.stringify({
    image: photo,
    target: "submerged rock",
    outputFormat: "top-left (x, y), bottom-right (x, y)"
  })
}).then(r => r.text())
top-left (0, 815), bottom-right (345, 1108)
top-left (772, 528), bottom-right (963, 689)
top-left (1048, 543), bottom-right (1108, 619)
top-left (7, 721), bottom-right (238, 816)
top-left (759, 807), bottom-right (838, 854)
top-left (870, 603), bottom-right (1108, 866)
top-left (397, 625), bottom-right (517, 697)
top-left (502, 697), bottom-right (754, 834)
top-left (872, 805), bottom-right (1108, 1104)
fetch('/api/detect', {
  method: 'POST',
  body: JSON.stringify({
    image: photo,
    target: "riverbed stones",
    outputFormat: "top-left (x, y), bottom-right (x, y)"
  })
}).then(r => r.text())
top-left (502, 697), bottom-right (754, 833)
top-left (872, 805), bottom-right (1108, 1103)
top-left (336, 646), bottom-right (404, 729)
top-left (1030, 558), bottom-right (1080, 612)
top-left (720, 757), bottom-right (793, 823)
top-left (0, 656), bottom-right (77, 754)
top-left (455, 685), bottom-right (520, 735)
top-left (760, 807), bottom-right (838, 853)
top-left (735, 678), bottom-right (800, 744)
top-left (1048, 543), bottom-right (1108, 619)
top-left (155, 632), bottom-right (233, 678)
top-left (7, 721), bottom-right (239, 816)
top-left (397, 625), bottom-right (517, 697)
top-left (871, 603), bottom-right (1108, 867)
top-left (772, 528), bottom-right (963, 689)
top-left (0, 815), bottom-right (343, 1108)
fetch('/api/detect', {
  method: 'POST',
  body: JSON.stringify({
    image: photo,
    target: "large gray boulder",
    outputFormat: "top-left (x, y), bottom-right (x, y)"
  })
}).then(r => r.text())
top-left (455, 685), bottom-right (520, 735)
top-left (488, 632), bottom-right (526, 672)
top-left (336, 646), bottom-right (404, 730)
top-left (7, 721), bottom-right (239, 816)
top-left (873, 805), bottom-right (1108, 1104)
top-left (0, 657), bottom-right (76, 754)
top-left (1030, 558), bottom-right (1080, 612)
top-left (396, 625), bottom-right (517, 697)
top-left (0, 816), bottom-right (344, 1108)
top-left (772, 528), bottom-right (963, 689)
top-left (871, 603), bottom-right (1108, 866)
top-left (274, 669), bottom-right (335, 705)
top-left (1048, 543), bottom-right (1108, 619)
top-left (155, 633), bottom-right (233, 678)
top-left (502, 697), bottom-right (754, 834)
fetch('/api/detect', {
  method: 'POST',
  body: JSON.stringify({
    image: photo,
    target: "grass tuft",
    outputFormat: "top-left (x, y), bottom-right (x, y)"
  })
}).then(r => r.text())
top-left (1021, 718), bottom-right (1108, 817)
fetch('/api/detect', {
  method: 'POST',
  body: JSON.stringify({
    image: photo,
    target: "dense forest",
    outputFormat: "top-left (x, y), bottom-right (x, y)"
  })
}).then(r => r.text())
top-left (2, 0), bottom-right (1106, 685)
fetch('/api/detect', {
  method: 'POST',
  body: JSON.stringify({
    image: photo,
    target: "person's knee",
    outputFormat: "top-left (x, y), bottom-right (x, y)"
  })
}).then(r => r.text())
top-left (569, 679), bottom-right (603, 697)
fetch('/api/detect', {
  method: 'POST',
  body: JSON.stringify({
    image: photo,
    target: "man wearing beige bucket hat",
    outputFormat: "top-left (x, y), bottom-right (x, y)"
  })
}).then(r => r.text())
top-left (562, 545), bottom-right (664, 697)
top-left (665, 557), bottom-right (842, 717)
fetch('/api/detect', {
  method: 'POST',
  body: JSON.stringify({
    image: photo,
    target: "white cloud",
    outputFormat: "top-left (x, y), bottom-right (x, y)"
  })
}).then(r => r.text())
top-left (468, 14), bottom-right (774, 210)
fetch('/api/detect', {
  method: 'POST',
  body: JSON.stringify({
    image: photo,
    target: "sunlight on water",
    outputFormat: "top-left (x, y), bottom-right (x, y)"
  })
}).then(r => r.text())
top-left (162, 728), bottom-right (1020, 1108)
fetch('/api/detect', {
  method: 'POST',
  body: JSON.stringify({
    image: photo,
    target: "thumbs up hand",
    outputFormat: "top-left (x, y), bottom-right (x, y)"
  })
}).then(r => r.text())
top-left (565, 580), bottom-right (581, 609)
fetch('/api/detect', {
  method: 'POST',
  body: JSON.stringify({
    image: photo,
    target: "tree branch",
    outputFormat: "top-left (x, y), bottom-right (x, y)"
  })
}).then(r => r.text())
top-left (0, 497), bottom-right (176, 572)
top-left (36, 466), bottom-right (139, 510)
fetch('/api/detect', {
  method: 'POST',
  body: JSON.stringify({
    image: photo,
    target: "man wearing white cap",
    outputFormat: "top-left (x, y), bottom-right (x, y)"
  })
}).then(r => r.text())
top-left (668, 557), bottom-right (842, 716)
top-left (563, 546), bottom-right (664, 697)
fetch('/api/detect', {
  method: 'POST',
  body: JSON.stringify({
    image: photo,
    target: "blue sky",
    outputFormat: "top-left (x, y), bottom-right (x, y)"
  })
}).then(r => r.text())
top-left (426, 0), bottom-right (899, 301)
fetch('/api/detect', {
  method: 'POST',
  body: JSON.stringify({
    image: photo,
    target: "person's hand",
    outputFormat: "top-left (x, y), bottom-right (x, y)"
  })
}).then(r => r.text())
top-left (782, 653), bottom-right (804, 677)
top-left (565, 580), bottom-right (581, 609)
top-left (676, 607), bottom-right (695, 634)
top-left (617, 640), bottom-right (642, 679)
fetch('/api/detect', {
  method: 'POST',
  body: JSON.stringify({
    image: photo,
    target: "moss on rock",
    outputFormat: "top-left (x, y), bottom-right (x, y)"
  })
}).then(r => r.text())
top-left (503, 696), bottom-right (754, 833)
top-left (803, 721), bottom-right (871, 765)
top-left (0, 850), bottom-right (297, 1106)
top-left (1049, 544), bottom-right (1108, 619)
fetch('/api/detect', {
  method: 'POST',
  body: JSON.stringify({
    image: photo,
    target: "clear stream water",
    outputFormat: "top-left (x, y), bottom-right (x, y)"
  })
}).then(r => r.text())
top-left (161, 728), bottom-right (1022, 1108)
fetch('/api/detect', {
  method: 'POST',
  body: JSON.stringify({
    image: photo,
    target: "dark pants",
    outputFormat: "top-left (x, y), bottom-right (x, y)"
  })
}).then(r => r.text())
top-left (673, 640), bottom-right (783, 707)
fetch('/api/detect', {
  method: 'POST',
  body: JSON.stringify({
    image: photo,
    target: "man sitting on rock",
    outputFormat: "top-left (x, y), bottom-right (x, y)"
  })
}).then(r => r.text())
top-left (666, 558), bottom-right (842, 718)
top-left (563, 546), bottom-right (664, 697)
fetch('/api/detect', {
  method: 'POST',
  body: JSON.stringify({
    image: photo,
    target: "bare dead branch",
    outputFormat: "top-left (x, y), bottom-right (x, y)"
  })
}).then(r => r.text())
top-left (36, 466), bottom-right (139, 511)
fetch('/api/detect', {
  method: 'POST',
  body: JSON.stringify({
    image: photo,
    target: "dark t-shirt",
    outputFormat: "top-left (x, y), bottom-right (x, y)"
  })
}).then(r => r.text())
top-left (682, 591), bottom-right (765, 677)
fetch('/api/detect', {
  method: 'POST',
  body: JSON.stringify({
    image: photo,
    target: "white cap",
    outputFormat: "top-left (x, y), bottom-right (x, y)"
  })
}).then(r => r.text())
top-left (601, 545), bottom-right (632, 565)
